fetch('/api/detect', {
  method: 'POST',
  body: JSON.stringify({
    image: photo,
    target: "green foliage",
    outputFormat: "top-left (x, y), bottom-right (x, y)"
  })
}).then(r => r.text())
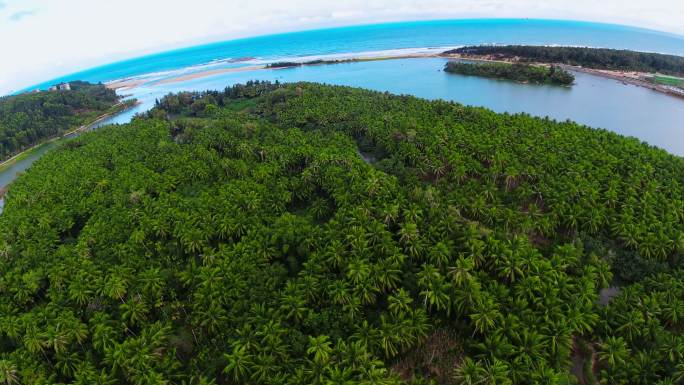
top-left (444, 62), bottom-right (574, 85)
top-left (0, 81), bottom-right (682, 384)
top-left (0, 81), bottom-right (120, 160)
top-left (651, 75), bottom-right (684, 87)
top-left (447, 45), bottom-right (684, 76)
top-left (266, 62), bottom-right (303, 68)
top-left (597, 271), bottom-right (684, 384)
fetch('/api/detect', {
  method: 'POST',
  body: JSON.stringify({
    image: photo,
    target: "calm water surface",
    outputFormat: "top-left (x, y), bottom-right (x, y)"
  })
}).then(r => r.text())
top-left (4, 19), bottom-right (684, 212)
top-left (23, 19), bottom-right (684, 92)
top-left (125, 57), bottom-right (684, 155)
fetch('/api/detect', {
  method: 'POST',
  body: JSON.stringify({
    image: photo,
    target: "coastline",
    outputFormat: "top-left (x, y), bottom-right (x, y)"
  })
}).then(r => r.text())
top-left (106, 52), bottom-right (443, 90)
top-left (106, 49), bottom-right (684, 100)
top-left (153, 65), bottom-right (265, 85)
top-left (441, 53), bottom-right (684, 100)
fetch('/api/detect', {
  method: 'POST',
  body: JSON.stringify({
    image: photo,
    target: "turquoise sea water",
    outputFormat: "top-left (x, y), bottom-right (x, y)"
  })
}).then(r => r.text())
top-left (3, 19), bottom-right (684, 212)
top-left (23, 19), bottom-right (684, 91)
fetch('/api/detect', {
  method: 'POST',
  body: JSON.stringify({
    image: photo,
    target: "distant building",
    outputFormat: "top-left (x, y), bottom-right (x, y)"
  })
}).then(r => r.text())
top-left (49, 83), bottom-right (71, 91)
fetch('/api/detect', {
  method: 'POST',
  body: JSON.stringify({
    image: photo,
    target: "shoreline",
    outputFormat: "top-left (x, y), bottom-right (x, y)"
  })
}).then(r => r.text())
top-left (441, 53), bottom-right (684, 100)
top-left (106, 52), bottom-right (443, 90)
top-left (0, 101), bottom-right (139, 172)
top-left (104, 48), bottom-right (684, 100)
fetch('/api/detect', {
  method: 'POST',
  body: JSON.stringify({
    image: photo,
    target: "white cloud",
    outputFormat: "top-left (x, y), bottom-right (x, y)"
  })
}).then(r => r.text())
top-left (8, 9), bottom-right (37, 21)
top-left (1, 0), bottom-right (683, 94)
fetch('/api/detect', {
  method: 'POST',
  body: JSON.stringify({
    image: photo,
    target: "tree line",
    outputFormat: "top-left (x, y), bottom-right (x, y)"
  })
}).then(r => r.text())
top-left (444, 62), bottom-right (574, 86)
top-left (0, 81), bottom-right (682, 384)
top-left (445, 45), bottom-right (684, 76)
top-left (0, 81), bottom-right (121, 161)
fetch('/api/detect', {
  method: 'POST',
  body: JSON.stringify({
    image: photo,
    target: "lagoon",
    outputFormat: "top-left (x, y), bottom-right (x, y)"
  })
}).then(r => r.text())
top-left (24, 19), bottom-right (684, 92)
top-left (3, 56), bottom-right (682, 213)
top-left (126, 57), bottom-right (684, 155)
top-left (4, 19), bottom-right (684, 211)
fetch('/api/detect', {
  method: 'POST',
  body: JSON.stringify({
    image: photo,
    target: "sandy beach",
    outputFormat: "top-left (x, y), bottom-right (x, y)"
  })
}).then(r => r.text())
top-left (153, 65), bottom-right (265, 85)
top-left (106, 52), bottom-right (441, 90)
top-left (105, 50), bottom-right (684, 100)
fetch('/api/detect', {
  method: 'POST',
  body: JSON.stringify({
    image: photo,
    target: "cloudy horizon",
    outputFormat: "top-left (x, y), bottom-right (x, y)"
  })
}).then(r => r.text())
top-left (2, 0), bottom-right (684, 94)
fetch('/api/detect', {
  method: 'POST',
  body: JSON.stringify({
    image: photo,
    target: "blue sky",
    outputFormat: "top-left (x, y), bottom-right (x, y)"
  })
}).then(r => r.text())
top-left (1, 0), bottom-right (683, 94)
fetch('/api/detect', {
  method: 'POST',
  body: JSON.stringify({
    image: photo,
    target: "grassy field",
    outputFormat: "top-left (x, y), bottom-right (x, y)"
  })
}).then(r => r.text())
top-left (652, 74), bottom-right (684, 86)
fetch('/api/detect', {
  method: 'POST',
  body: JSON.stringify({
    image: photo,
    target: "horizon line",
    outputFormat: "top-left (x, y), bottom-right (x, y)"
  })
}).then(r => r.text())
top-left (11, 17), bottom-right (684, 96)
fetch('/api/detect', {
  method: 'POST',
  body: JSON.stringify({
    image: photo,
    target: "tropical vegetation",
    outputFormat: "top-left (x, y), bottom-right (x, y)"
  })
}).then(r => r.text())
top-left (0, 81), bottom-right (124, 162)
top-left (444, 61), bottom-right (574, 85)
top-left (445, 45), bottom-right (684, 76)
top-left (0, 81), bottom-right (682, 384)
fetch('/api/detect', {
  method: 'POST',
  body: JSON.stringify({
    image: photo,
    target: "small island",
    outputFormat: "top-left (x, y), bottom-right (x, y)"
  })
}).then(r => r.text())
top-left (444, 61), bottom-right (575, 86)
top-left (443, 45), bottom-right (684, 97)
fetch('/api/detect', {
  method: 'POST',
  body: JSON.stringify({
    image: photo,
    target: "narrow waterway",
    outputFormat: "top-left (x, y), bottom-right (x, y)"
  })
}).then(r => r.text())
top-left (0, 111), bottom-right (127, 213)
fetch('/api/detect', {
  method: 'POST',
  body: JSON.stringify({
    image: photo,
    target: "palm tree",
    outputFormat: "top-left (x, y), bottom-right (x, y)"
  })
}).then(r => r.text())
top-left (325, 366), bottom-right (355, 385)
top-left (373, 259), bottom-right (401, 291)
top-left (496, 254), bottom-right (524, 283)
top-left (44, 324), bottom-right (69, 354)
top-left (469, 297), bottom-right (501, 335)
top-left (22, 325), bottom-right (46, 354)
top-left (598, 337), bottom-right (631, 368)
top-left (448, 256), bottom-right (475, 287)
top-left (68, 275), bottom-right (94, 305)
top-left (673, 362), bottom-right (684, 384)
top-left (481, 359), bottom-right (511, 385)
top-left (615, 310), bottom-right (645, 342)
top-left (346, 258), bottom-right (371, 285)
top-left (417, 264), bottom-right (451, 313)
top-left (428, 241), bottom-right (451, 268)
top-left (453, 357), bottom-right (485, 385)
top-left (308, 335), bottom-right (333, 365)
top-left (542, 322), bottom-right (572, 366)
top-left (377, 315), bottom-right (400, 358)
top-left (0, 360), bottom-right (18, 385)
top-left (120, 296), bottom-right (149, 326)
top-left (102, 274), bottom-right (127, 301)
top-left (662, 299), bottom-right (684, 327)
top-left (223, 344), bottom-right (253, 383)
top-left (473, 331), bottom-right (515, 360)
top-left (280, 292), bottom-right (308, 323)
top-left (387, 289), bottom-right (413, 316)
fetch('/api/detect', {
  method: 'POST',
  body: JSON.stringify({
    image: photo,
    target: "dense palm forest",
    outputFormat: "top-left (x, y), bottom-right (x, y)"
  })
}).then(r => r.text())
top-left (444, 62), bottom-right (574, 85)
top-left (445, 45), bottom-right (684, 76)
top-left (0, 81), bottom-right (121, 161)
top-left (0, 81), bottom-right (683, 384)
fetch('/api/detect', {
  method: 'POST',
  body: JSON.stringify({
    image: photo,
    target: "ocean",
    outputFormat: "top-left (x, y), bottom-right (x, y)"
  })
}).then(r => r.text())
top-left (3, 18), bottom-right (684, 212)
top-left (23, 19), bottom-right (684, 91)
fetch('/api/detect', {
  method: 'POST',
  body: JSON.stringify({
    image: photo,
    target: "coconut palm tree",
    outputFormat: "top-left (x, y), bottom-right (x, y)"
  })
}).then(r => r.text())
top-left (0, 361), bottom-right (18, 385)
top-left (308, 335), bottom-right (333, 365)
top-left (223, 344), bottom-right (253, 383)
